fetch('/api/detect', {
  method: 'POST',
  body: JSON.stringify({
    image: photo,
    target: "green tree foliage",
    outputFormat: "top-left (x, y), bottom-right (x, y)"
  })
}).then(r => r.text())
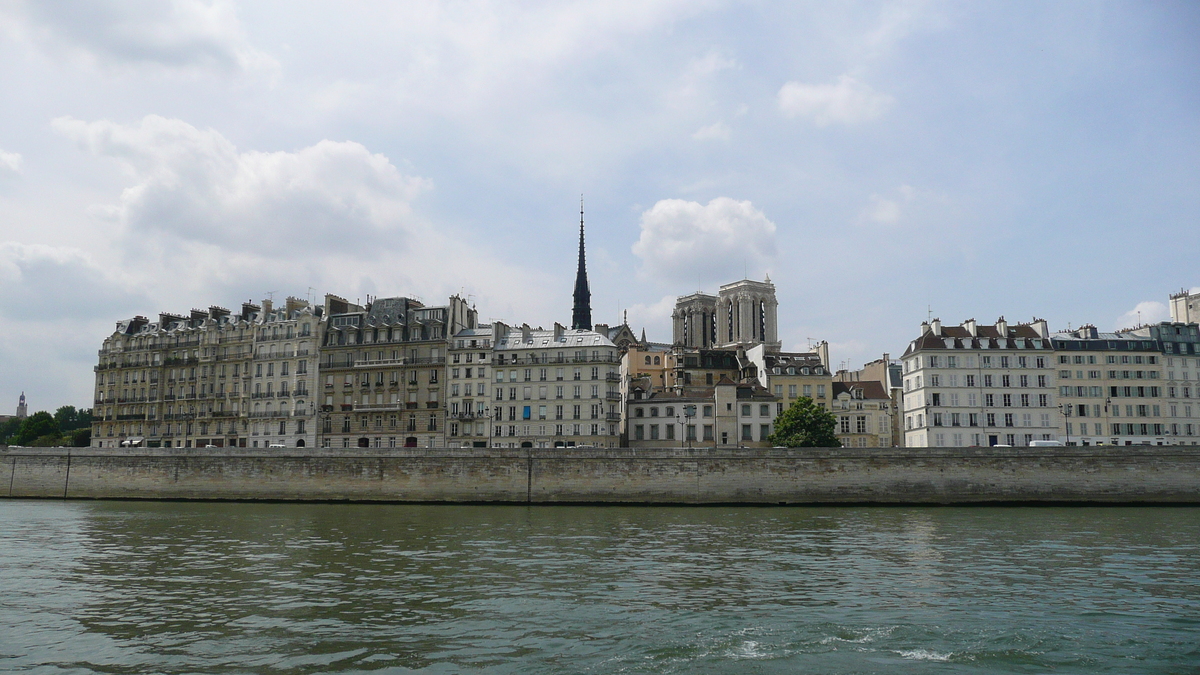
top-left (54, 406), bottom-right (93, 432)
top-left (0, 417), bottom-right (21, 444)
top-left (67, 427), bottom-right (92, 447)
top-left (768, 396), bottom-right (841, 448)
top-left (15, 411), bottom-right (59, 445)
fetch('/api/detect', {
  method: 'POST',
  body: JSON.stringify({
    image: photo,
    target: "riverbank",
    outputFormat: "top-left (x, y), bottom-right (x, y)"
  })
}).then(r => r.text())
top-left (4, 445), bottom-right (1199, 504)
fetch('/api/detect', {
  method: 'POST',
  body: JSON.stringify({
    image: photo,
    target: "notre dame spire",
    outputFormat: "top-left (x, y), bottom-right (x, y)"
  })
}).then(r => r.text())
top-left (571, 195), bottom-right (592, 330)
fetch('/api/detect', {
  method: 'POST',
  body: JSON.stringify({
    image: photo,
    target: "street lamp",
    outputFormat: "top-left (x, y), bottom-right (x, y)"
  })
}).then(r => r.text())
top-left (1058, 403), bottom-right (1071, 446)
top-left (676, 404), bottom-right (696, 449)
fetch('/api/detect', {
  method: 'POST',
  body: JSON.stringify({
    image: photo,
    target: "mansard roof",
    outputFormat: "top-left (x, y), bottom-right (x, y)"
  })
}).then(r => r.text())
top-left (832, 381), bottom-right (889, 401)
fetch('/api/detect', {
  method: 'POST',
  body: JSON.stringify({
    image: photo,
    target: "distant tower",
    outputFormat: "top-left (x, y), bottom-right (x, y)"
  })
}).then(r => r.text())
top-left (572, 196), bottom-right (592, 330)
top-left (16, 392), bottom-right (27, 419)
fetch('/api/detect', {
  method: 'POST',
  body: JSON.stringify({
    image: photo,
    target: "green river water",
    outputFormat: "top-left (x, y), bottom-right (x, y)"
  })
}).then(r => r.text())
top-left (1, 501), bottom-right (1197, 674)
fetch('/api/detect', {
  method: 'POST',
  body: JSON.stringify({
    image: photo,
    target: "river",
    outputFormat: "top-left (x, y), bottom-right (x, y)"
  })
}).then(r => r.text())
top-left (1, 501), bottom-right (1197, 673)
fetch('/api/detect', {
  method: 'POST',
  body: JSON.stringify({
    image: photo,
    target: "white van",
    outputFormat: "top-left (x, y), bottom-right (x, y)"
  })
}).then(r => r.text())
top-left (1029, 440), bottom-right (1065, 447)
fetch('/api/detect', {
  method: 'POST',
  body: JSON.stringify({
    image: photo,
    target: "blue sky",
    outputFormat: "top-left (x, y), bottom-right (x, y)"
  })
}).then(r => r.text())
top-left (1, 0), bottom-right (1197, 412)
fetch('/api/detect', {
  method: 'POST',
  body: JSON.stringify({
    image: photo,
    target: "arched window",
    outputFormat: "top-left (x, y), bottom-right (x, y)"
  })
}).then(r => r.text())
top-left (645, 356), bottom-right (651, 365)
top-left (653, 356), bottom-right (660, 365)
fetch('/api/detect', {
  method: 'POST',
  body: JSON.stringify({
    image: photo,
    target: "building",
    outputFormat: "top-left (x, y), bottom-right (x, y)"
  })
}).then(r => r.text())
top-left (446, 326), bottom-right (495, 447)
top-left (836, 354), bottom-right (904, 446)
top-left (745, 343), bottom-right (833, 414)
top-left (91, 303), bottom-right (263, 448)
top-left (489, 322), bottom-right (621, 448)
top-left (831, 381), bottom-right (894, 447)
top-left (318, 294), bottom-right (474, 449)
top-left (902, 317), bottom-right (1059, 448)
top-left (626, 377), bottom-right (778, 448)
top-left (1170, 288), bottom-right (1200, 323)
top-left (16, 392), bottom-right (26, 419)
top-left (247, 298), bottom-right (322, 448)
top-left (672, 277), bottom-right (781, 352)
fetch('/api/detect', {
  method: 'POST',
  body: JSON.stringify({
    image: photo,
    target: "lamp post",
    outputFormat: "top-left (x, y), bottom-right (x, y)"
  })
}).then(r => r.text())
top-left (1059, 403), bottom-right (1071, 446)
top-left (676, 405), bottom-right (696, 449)
top-left (1103, 397), bottom-right (1112, 446)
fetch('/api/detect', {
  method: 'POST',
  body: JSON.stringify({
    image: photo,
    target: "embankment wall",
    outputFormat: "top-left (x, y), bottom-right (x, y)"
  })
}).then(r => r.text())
top-left (2, 446), bottom-right (1199, 504)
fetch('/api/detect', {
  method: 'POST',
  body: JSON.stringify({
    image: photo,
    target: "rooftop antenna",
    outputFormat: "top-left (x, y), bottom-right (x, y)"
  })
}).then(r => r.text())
top-left (307, 287), bottom-right (317, 305)
top-left (927, 305), bottom-right (932, 322)
top-left (266, 290), bottom-right (277, 303)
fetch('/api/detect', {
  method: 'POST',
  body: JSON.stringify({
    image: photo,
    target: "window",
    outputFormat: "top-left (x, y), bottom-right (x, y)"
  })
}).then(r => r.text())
top-left (741, 424), bottom-right (752, 441)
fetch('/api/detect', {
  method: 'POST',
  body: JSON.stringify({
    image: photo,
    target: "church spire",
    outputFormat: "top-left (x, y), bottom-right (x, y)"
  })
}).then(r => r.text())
top-left (571, 195), bottom-right (592, 330)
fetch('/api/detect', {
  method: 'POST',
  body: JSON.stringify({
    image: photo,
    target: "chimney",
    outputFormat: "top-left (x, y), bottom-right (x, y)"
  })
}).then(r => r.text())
top-left (554, 322), bottom-right (564, 340)
top-left (931, 318), bottom-right (942, 336)
top-left (964, 318), bottom-right (977, 337)
top-left (240, 302), bottom-right (260, 322)
top-left (817, 340), bottom-right (830, 369)
top-left (521, 323), bottom-right (532, 342)
top-left (261, 298), bottom-right (273, 315)
top-left (996, 316), bottom-right (1008, 336)
top-left (1032, 318), bottom-right (1050, 339)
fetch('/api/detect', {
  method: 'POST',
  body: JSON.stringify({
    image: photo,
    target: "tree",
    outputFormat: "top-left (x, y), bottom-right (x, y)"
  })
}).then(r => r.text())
top-left (15, 411), bottom-right (58, 446)
top-left (54, 406), bottom-right (78, 431)
top-left (768, 396), bottom-right (840, 448)
top-left (0, 417), bottom-right (21, 444)
top-left (68, 427), bottom-right (92, 447)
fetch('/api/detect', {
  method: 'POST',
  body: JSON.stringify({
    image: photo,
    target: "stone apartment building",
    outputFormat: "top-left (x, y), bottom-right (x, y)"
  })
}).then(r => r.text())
top-left (902, 318), bottom-right (1059, 448)
top-left (445, 326), bottom-right (494, 447)
top-left (626, 377), bottom-right (778, 448)
top-left (831, 381), bottom-right (893, 447)
top-left (92, 303), bottom-right (264, 448)
top-left (247, 298), bottom-right (322, 448)
top-left (836, 354), bottom-right (904, 446)
top-left (317, 294), bottom-right (474, 449)
top-left (488, 322), bottom-right (621, 448)
top-left (745, 343), bottom-right (833, 414)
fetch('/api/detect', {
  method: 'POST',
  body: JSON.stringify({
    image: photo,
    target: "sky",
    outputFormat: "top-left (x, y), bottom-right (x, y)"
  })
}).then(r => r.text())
top-left (1, 0), bottom-right (1198, 413)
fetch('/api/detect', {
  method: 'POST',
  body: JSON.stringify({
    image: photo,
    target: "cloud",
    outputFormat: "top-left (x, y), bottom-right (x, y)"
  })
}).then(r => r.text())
top-left (632, 197), bottom-right (776, 284)
top-left (9, 0), bottom-right (277, 74)
top-left (778, 75), bottom-right (893, 126)
top-left (0, 149), bottom-right (21, 174)
top-left (1115, 301), bottom-right (1169, 330)
top-left (861, 185), bottom-right (916, 225)
top-left (53, 115), bottom-right (432, 254)
top-left (0, 242), bottom-right (146, 321)
top-left (691, 121), bottom-right (730, 142)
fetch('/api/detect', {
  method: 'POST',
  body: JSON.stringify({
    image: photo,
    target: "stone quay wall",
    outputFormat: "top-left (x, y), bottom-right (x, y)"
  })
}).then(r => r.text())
top-left (2, 446), bottom-right (1199, 504)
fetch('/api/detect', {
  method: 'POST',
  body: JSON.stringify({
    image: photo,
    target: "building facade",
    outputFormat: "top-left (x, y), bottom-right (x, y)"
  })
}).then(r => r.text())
top-left (902, 318), bottom-right (1059, 448)
top-left (446, 326), bottom-right (495, 447)
top-left (247, 298), bottom-right (322, 448)
top-left (318, 294), bottom-right (473, 449)
top-left (831, 381), bottom-right (893, 448)
top-left (92, 304), bottom-right (263, 448)
top-left (626, 377), bottom-right (778, 448)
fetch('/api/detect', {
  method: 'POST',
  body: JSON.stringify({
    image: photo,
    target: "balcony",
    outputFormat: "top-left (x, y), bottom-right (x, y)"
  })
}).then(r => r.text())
top-left (449, 411), bottom-right (478, 420)
top-left (355, 403), bottom-right (402, 411)
top-left (425, 401), bottom-right (439, 409)
top-left (116, 414), bottom-right (146, 421)
top-left (605, 392), bottom-right (622, 401)
top-left (606, 373), bottom-right (621, 382)
top-left (248, 410), bottom-right (291, 418)
top-left (355, 356), bottom-right (446, 368)
top-left (605, 412), bottom-right (622, 421)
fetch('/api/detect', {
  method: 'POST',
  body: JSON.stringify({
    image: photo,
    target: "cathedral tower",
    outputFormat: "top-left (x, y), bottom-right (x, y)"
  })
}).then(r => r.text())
top-left (571, 197), bottom-right (592, 330)
top-left (16, 392), bottom-right (27, 419)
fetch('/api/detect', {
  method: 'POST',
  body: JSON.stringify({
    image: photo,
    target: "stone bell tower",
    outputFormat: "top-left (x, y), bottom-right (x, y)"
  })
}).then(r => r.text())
top-left (716, 277), bottom-right (780, 351)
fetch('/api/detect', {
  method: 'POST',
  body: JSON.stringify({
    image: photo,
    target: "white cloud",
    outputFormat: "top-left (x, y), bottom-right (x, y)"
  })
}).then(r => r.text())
top-left (8, 0), bottom-right (277, 74)
top-left (862, 185), bottom-right (916, 225)
top-left (624, 294), bottom-right (677, 341)
top-left (53, 115), bottom-right (432, 254)
top-left (778, 75), bottom-right (893, 126)
top-left (0, 242), bottom-right (145, 320)
top-left (691, 121), bottom-right (731, 142)
top-left (0, 149), bottom-right (21, 174)
top-left (632, 197), bottom-right (776, 284)
top-left (1116, 301), bottom-right (1169, 330)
